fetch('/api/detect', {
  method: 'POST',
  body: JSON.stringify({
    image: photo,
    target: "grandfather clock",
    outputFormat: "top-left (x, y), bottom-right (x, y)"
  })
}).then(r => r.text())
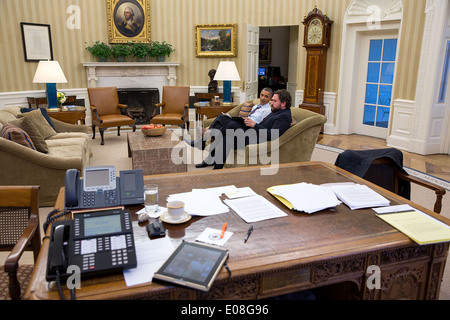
top-left (300, 7), bottom-right (333, 123)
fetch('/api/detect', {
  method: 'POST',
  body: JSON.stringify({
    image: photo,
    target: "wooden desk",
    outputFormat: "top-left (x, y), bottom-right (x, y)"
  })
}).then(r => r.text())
top-left (47, 107), bottom-right (86, 125)
top-left (194, 102), bottom-right (237, 122)
top-left (25, 162), bottom-right (450, 300)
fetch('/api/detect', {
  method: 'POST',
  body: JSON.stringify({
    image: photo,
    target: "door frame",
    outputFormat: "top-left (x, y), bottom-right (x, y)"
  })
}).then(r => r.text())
top-left (353, 31), bottom-right (400, 139)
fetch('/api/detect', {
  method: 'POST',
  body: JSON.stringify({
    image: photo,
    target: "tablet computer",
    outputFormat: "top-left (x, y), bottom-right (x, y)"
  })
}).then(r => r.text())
top-left (153, 241), bottom-right (229, 292)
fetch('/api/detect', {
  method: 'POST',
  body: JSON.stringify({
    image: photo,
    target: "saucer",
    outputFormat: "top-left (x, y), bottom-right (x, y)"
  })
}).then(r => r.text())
top-left (160, 210), bottom-right (191, 224)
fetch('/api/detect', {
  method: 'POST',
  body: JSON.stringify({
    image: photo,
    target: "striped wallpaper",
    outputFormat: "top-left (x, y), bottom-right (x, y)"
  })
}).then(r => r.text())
top-left (0, 0), bottom-right (426, 101)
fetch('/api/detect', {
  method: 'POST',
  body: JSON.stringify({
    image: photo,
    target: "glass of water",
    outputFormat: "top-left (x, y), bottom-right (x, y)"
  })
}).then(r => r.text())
top-left (144, 184), bottom-right (158, 213)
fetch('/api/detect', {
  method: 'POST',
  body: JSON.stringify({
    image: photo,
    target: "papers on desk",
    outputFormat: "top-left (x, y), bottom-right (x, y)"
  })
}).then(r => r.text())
top-left (167, 185), bottom-right (235, 216)
top-left (123, 222), bottom-right (175, 287)
top-left (324, 183), bottom-right (390, 210)
top-left (374, 205), bottom-right (450, 245)
top-left (224, 195), bottom-right (287, 223)
top-left (267, 183), bottom-right (341, 213)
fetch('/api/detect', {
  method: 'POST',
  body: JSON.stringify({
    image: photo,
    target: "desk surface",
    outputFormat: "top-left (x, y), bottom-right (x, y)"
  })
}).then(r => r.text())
top-left (25, 162), bottom-right (450, 300)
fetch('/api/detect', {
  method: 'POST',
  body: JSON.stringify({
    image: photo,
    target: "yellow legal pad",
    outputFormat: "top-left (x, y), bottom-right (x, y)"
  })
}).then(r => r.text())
top-left (376, 210), bottom-right (450, 245)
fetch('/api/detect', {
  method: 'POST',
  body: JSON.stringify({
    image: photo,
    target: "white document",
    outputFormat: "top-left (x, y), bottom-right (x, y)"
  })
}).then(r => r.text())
top-left (225, 187), bottom-right (258, 199)
top-left (123, 223), bottom-right (175, 287)
top-left (167, 185), bottom-right (236, 216)
top-left (196, 227), bottom-right (233, 246)
top-left (327, 183), bottom-right (390, 210)
top-left (224, 195), bottom-right (287, 223)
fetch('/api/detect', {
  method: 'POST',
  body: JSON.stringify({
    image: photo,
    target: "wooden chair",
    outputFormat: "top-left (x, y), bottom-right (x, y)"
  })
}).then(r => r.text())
top-left (87, 87), bottom-right (136, 145)
top-left (150, 86), bottom-right (190, 133)
top-left (335, 148), bottom-right (446, 213)
top-left (0, 186), bottom-right (41, 300)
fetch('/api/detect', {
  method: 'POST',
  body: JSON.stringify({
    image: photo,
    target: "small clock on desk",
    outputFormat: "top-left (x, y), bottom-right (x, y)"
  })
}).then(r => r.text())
top-left (300, 6), bottom-right (333, 128)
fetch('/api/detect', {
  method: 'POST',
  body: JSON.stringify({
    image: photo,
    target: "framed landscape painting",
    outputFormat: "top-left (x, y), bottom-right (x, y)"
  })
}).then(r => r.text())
top-left (195, 24), bottom-right (237, 58)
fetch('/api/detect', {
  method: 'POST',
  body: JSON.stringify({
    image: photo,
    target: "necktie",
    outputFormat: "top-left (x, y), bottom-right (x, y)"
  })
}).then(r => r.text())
top-left (248, 105), bottom-right (261, 116)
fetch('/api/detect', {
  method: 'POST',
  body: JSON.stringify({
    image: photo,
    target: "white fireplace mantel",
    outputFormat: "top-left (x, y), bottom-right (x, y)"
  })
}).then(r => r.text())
top-left (82, 62), bottom-right (180, 91)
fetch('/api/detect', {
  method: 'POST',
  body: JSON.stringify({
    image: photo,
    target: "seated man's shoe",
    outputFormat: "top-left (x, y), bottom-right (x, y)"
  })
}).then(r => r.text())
top-left (213, 163), bottom-right (224, 170)
top-left (195, 161), bottom-right (214, 168)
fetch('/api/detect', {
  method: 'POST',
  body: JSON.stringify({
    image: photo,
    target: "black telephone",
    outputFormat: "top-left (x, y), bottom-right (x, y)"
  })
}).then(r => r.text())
top-left (46, 208), bottom-right (137, 282)
top-left (65, 166), bottom-right (144, 210)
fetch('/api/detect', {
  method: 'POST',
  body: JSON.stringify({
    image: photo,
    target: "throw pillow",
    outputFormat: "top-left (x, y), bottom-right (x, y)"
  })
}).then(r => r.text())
top-left (19, 109), bottom-right (56, 139)
top-left (238, 103), bottom-right (254, 118)
top-left (10, 118), bottom-right (49, 153)
top-left (0, 123), bottom-right (36, 150)
top-left (20, 107), bottom-right (56, 130)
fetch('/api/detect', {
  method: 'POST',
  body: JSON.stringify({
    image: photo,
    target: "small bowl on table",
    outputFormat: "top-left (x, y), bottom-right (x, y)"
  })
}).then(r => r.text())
top-left (141, 126), bottom-right (166, 137)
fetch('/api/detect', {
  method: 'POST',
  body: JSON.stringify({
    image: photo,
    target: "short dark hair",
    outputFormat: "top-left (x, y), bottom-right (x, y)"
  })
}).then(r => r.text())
top-left (274, 89), bottom-right (292, 109)
top-left (261, 87), bottom-right (273, 97)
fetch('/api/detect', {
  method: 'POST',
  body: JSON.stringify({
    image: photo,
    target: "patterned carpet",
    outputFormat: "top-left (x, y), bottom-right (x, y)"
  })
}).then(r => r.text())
top-left (0, 265), bottom-right (34, 300)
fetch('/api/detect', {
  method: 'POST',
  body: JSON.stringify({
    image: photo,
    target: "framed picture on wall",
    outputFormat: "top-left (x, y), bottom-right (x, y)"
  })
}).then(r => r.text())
top-left (195, 24), bottom-right (237, 58)
top-left (259, 39), bottom-right (272, 64)
top-left (107, 0), bottom-right (151, 43)
top-left (20, 22), bottom-right (53, 62)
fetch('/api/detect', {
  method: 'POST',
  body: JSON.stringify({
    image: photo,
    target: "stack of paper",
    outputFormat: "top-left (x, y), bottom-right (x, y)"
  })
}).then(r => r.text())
top-left (167, 185), bottom-right (235, 216)
top-left (267, 183), bottom-right (341, 214)
top-left (325, 183), bottom-right (390, 210)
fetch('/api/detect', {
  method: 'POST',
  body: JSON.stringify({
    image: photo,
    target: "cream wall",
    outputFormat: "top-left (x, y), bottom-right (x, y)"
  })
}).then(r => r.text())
top-left (0, 0), bottom-right (426, 102)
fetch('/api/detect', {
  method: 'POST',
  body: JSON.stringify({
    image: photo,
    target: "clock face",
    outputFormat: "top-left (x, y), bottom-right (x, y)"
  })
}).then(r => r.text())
top-left (307, 18), bottom-right (323, 44)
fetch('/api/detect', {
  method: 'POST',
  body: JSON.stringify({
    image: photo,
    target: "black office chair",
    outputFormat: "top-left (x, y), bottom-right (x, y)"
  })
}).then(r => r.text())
top-left (335, 148), bottom-right (446, 214)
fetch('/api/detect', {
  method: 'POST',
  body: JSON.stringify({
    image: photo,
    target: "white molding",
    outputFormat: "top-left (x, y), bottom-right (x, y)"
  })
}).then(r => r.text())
top-left (296, 90), bottom-right (337, 134)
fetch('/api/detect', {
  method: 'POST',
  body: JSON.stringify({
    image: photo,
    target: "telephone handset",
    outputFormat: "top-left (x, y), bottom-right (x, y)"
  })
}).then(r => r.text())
top-left (65, 166), bottom-right (144, 210)
top-left (46, 208), bottom-right (137, 282)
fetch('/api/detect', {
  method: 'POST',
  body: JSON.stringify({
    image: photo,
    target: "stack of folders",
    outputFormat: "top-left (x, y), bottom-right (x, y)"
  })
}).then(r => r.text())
top-left (267, 183), bottom-right (341, 213)
top-left (324, 183), bottom-right (390, 210)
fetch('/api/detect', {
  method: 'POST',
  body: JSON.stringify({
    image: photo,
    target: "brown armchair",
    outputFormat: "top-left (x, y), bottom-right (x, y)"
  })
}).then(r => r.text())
top-left (150, 86), bottom-right (190, 132)
top-left (87, 87), bottom-right (136, 145)
top-left (0, 186), bottom-right (41, 300)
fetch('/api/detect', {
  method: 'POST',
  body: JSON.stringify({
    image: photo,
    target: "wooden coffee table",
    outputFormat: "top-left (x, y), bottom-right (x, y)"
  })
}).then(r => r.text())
top-left (127, 130), bottom-right (187, 175)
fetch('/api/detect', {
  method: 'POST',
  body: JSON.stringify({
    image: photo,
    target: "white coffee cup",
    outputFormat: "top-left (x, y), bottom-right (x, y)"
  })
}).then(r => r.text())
top-left (167, 201), bottom-right (185, 221)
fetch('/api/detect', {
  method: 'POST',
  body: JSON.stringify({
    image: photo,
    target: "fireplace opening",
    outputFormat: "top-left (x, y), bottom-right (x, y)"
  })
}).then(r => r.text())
top-left (118, 88), bottom-right (160, 125)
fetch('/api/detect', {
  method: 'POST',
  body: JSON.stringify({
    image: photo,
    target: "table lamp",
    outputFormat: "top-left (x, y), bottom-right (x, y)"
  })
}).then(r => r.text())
top-left (214, 61), bottom-right (240, 105)
top-left (32, 60), bottom-right (68, 109)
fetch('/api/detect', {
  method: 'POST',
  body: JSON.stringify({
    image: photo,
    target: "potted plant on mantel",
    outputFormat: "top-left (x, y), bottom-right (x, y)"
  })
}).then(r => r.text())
top-left (85, 41), bottom-right (111, 62)
top-left (111, 43), bottom-right (132, 62)
top-left (151, 41), bottom-right (175, 62)
top-left (131, 42), bottom-right (151, 62)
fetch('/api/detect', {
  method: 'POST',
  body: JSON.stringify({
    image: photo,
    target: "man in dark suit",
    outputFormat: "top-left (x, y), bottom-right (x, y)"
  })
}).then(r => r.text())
top-left (197, 89), bottom-right (292, 170)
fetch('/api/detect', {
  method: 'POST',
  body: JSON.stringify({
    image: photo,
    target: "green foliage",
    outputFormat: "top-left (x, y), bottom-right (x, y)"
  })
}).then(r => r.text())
top-left (130, 42), bottom-right (152, 58)
top-left (150, 41), bottom-right (175, 57)
top-left (85, 41), bottom-right (111, 60)
top-left (110, 43), bottom-right (132, 58)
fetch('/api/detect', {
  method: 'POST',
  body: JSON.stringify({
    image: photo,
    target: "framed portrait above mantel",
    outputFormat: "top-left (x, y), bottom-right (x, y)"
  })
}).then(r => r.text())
top-left (107, 0), bottom-right (151, 43)
top-left (195, 24), bottom-right (237, 58)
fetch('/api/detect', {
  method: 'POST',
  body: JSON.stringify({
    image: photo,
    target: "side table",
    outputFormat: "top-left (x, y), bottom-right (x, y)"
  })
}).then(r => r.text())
top-left (47, 107), bottom-right (86, 125)
top-left (194, 102), bottom-right (237, 122)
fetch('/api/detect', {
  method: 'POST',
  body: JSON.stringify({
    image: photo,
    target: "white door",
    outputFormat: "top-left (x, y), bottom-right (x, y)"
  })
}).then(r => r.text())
top-left (241, 23), bottom-right (259, 102)
top-left (353, 33), bottom-right (398, 139)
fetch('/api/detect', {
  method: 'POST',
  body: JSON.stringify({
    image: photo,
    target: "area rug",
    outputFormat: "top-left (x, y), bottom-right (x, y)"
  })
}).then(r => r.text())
top-left (0, 265), bottom-right (34, 300)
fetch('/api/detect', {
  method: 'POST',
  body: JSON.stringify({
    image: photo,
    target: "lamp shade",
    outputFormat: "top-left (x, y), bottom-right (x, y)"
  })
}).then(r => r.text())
top-left (213, 61), bottom-right (240, 81)
top-left (32, 61), bottom-right (67, 83)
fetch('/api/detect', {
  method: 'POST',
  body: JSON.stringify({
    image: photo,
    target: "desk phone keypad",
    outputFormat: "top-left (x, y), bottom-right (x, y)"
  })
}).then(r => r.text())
top-left (74, 234), bottom-right (134, 272)
top-left (82, 189), bottom-right (119, 207)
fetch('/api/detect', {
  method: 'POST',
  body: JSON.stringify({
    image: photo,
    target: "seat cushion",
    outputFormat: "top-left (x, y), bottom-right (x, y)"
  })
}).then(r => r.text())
top-left (95, 114), bottom-right (135, 128)
top-left (151, 113), bottom-right (185, 125)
